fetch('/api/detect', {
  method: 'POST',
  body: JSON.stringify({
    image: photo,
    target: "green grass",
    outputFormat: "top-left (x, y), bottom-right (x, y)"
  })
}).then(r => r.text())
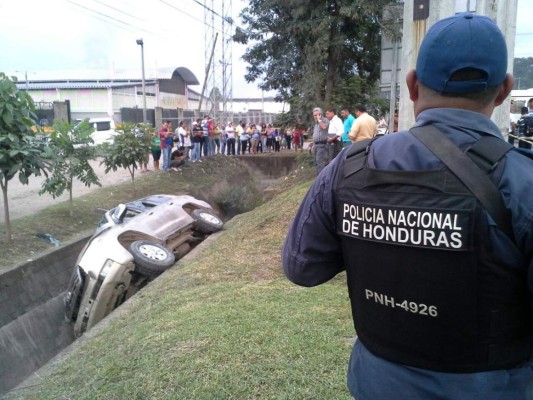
top-left (5, 155), bottom-right (356, 399)
top-left (0, 155), bottom-right (243, 271)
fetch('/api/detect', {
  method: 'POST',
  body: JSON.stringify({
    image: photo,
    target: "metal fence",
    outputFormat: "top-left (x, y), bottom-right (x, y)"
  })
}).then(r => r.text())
top-left (34, 102), bottom-right (55, 127)
top-left (120, 108), bottom-right (156, 126)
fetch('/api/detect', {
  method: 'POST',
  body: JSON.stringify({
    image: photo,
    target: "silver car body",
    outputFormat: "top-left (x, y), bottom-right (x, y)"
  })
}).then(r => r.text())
top-left (65, 194), bottom-right (219, 336)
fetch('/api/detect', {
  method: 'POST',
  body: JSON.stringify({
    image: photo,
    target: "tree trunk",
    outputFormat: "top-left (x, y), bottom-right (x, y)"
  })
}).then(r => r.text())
top-left (325, 21), bottom-right (341, 105)
top-left (128, 166), bottom-right (136, 197)
top-left (325, 51), bottom-right (340, 105)
top-left (1, 178), bottom-right (12, 243)
top-left (68, 176), bottom-right (74, 218)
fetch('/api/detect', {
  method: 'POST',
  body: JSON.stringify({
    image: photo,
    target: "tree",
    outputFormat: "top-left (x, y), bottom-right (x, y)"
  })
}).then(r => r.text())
top-left (39, 119), bottom-right (101, 217)
top-left (513, 57), bottom-right (533, 90)
top-left (100, 123), bottom-right (152, 196)
top-left (0, 73), bottom-right (47, 242)
top-left (234, 0), bottom-right (398, 117)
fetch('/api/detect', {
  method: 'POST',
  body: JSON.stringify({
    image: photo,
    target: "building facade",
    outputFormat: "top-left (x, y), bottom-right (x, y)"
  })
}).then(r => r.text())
top-left (13, 68), bottom-right (288, 127)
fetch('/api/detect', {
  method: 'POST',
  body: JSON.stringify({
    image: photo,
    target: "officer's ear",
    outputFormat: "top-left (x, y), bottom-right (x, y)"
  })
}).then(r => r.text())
top-left (406, 70), bottom-right (419, 102)
top-left (493, 73), bottom-right (514, 107)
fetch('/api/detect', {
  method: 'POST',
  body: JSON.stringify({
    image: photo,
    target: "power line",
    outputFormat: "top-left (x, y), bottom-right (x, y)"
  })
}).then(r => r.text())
top-left (185, 0), bottom-right (252, 37)
top-left (158, 0), bottom-right (226, 36)
top-left (70, 0), bottom-right (230, 42)
top-left (68, 0), bottom-right (199, 41)
top-left (67, 0), bottom-right (159, 36)
top-left (190, 0), bottom-right (233, 24)
top-left (91, 0), bottom-right (148, 24)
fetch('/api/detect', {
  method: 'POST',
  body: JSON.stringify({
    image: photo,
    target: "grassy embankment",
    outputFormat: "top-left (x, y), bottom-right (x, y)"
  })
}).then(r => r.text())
top-left (0, 156), bottom-right (246, 271)
top-left (4, 154), bottom-right (355, 399)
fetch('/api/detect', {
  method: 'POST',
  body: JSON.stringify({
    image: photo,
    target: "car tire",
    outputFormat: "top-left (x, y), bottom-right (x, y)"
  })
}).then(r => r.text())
top-left (130, 241), bottom-right (175, 278)
top-left (192, 209), bottom-right (224, 234)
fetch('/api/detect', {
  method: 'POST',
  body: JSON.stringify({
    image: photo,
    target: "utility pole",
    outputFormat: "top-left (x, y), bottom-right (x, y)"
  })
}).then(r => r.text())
top-left (203, 0), bottom-right (234, 121)
top-left (136, 38), bottom-right (147, 124)
top-left (398, 0), bottom-right (518, 134)
top-left (198, 33), bottom-right (218, 114)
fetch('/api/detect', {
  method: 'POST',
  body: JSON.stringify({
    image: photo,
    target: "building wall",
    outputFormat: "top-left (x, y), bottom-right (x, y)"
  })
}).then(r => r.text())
top-left (159, 92), bottom-right (188, 109)
top-left (112, 88), bottom-right (158, 116)
top-left (230, 99), bottom-right (287, 114)
top-left (26, 85), bottom-right (287, 125)
top-left (31, 89), bottom-right (109, 114)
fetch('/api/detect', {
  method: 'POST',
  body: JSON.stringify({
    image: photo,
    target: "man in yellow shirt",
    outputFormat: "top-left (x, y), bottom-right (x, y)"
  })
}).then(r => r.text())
top-left (349, 105), bottom-right (377, 142)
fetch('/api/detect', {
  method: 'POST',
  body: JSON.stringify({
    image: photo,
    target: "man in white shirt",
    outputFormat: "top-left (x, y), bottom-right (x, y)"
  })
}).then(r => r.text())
top-left (175, 120), bottom-right (190, 160)
top-left (235, 120), bottom-right (244, 155)
top-left (225, 122), bottom-right (236, 155)
top-left (326, 107), bottom-right (344, 162)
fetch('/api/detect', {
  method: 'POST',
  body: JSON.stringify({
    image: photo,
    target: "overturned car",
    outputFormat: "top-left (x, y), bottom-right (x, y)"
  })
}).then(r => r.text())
top-left (65, 194), bottom-right (223, 337)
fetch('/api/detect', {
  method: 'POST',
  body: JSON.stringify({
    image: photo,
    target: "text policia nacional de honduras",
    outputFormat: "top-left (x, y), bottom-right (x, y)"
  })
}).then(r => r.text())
top-left (340, 203), bottom-right (470, 250)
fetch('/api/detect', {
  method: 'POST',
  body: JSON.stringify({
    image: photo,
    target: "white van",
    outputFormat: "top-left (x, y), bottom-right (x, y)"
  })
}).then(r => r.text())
top-left (89, 118), bottom-right (116, 145)
top-left (83, 118), bottom-right (116, 145)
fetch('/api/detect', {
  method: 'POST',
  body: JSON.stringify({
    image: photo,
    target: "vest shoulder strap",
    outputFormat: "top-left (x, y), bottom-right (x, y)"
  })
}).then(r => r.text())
top-left (466, 135), bottom-right (513, 173)
top-left (410, 125), bottom-right (513, 238)
top-left (343, 138), bottom-right (376, 178)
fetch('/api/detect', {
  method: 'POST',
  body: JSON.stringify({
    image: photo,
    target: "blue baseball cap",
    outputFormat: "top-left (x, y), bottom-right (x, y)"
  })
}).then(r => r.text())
top-left (416, 13), bottom-right (508, 94)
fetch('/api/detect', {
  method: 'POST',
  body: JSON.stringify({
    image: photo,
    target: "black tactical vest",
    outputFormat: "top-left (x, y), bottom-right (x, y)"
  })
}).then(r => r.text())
top-left (334, 139), bottom-right (532, 372)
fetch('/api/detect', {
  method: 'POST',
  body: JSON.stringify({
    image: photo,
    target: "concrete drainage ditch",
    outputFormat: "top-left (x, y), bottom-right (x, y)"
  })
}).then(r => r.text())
top-left (0, 155), bottom-right (297, 397)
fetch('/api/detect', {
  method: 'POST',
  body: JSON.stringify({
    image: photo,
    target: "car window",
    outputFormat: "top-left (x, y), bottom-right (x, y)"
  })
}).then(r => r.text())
top-left (141, 201), bottom-right (159, 209)
top-left (96, 215), bottom-right (109, 230)
top-left (124, 209), bottom-right (141, 220)
top-left (95, 121), bottom-right (112, 131)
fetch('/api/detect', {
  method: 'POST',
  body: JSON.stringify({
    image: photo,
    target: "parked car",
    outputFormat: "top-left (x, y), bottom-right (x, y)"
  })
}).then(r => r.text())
top-left (75, 117), bottom-right (116, 145)
top-left (64, 194), bottom-right (223, 337)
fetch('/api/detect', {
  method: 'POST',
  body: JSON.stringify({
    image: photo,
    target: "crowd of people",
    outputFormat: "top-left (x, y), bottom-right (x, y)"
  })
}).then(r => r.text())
top-left (309, 104), bottom-right (383, 174)
top-left (147, 117), bottom-right (312, 172)
top-left (144, 107), bottom-right (389, 174)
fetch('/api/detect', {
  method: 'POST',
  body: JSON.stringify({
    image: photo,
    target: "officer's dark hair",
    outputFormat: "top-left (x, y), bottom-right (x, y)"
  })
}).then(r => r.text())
top-left (341, 107), bottom-right (350, 113)
top-left (355, 105), bottom-right (367, 113)
top-left (326, 107), bottom-right (337, 114)
top-left (521, 106), bottom-right (529, 115)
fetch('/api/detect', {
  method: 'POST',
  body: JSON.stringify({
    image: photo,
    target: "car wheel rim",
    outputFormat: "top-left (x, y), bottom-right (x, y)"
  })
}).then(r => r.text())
top-left (139, 244), bottom-right (168, 260)
top-left (199, 212), bottom-right (221, 225)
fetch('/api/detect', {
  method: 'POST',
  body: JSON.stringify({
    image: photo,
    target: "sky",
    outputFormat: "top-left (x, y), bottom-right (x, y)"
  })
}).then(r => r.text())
top-left (513, 0), bottom-right (533, 58)
top-left (0, 0), bottom-right (263, 97)
top-left (0, 0), bottom-right (532, 98)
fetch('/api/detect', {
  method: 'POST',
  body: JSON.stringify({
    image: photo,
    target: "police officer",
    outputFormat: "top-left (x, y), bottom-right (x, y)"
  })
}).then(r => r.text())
top-left (282, 13), bottom-right (533, 400)
top-left (516, 106), bottom-right (533, 150)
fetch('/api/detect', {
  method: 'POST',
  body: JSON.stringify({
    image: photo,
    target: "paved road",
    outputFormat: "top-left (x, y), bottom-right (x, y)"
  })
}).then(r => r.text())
top-left (0, 159), bottom-right (134, 223)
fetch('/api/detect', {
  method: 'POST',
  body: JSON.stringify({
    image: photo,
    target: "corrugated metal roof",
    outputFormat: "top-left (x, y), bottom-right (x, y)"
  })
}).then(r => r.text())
top-left (16, 80), bottom-right (157, 91)
top-left (8, 67), bottom-right (201, 87)
top-left (172, 67), bottom-right (200, 85)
